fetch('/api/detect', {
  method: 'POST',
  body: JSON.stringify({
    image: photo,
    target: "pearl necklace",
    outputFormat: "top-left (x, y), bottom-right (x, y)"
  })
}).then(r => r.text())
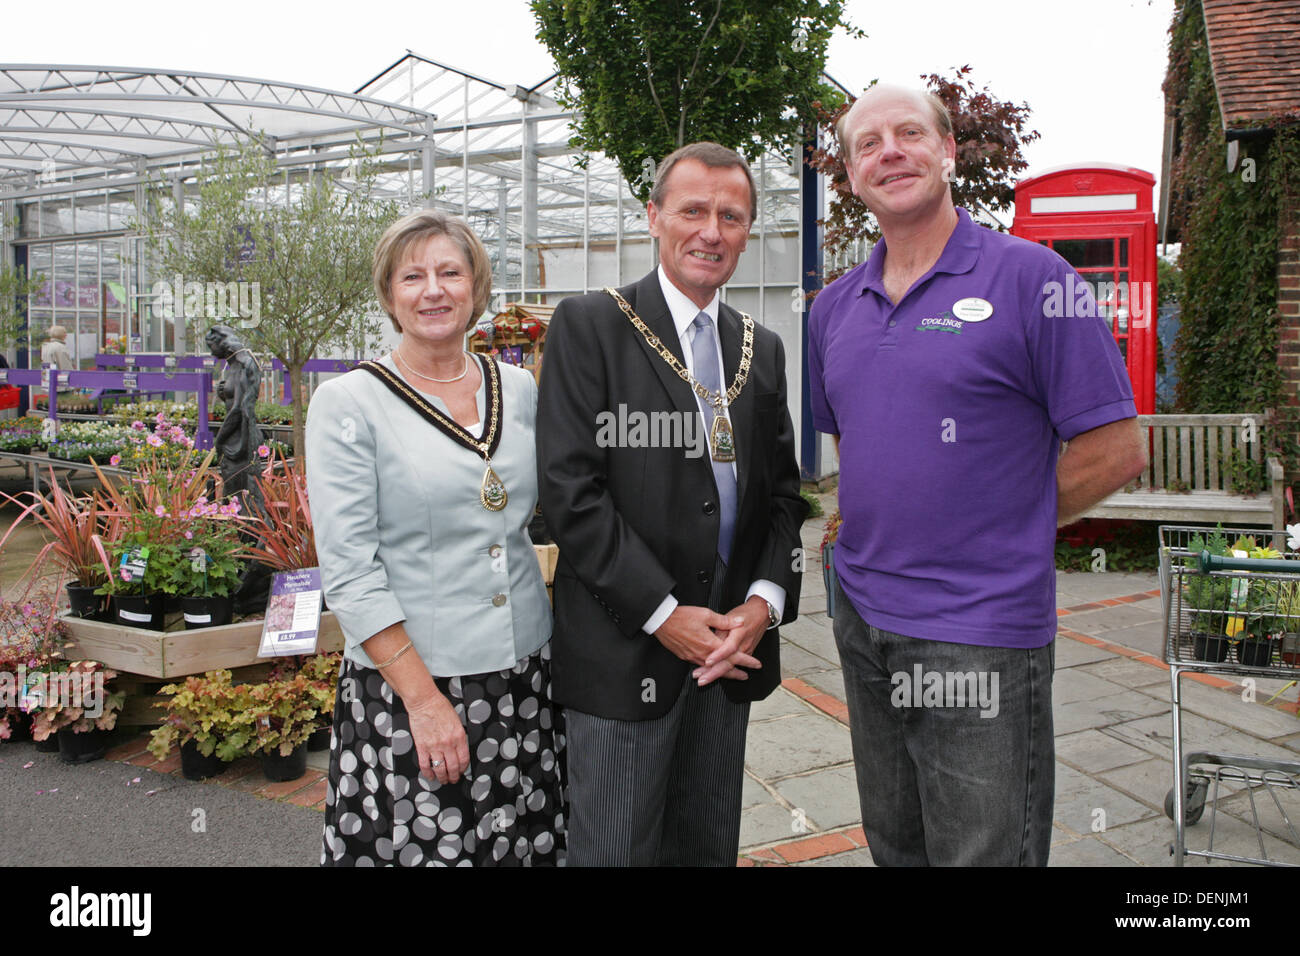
top-left (395, 348), bottom-right (470, 384)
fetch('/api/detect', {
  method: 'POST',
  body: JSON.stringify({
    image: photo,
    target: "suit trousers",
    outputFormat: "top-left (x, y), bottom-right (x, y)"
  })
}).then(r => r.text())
top-left (564, 559), bottom-right (752, 866)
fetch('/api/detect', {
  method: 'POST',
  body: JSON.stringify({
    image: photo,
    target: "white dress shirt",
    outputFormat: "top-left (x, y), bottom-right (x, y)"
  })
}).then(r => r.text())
top-left (641, 265), bottom-right (786, 635)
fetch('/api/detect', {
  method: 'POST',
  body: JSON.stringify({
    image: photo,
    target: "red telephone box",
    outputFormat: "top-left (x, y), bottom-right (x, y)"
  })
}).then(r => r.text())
top-left (1011, 164), bottom-right (1158, 414)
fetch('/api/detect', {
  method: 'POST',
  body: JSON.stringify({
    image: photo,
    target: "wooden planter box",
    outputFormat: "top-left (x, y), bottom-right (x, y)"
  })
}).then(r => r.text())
top-left (61, 612), bottom-right (345, 680)
top-left (64, 547), bottom-right (560, 679)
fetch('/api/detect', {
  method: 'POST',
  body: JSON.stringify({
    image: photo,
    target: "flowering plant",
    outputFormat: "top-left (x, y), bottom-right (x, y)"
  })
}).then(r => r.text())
top-left (821, 511), bottom-right (843, 552)
top-left (164, 510), bottom-right (247, 598)
top-left (116, 413), bottom-right (197, 470)
top-left (103, 335), bottom-right (128, 355)
top-left (0, 585), bottom-right (68, 740)
top-left (91, 451), bottom-right (245, 598)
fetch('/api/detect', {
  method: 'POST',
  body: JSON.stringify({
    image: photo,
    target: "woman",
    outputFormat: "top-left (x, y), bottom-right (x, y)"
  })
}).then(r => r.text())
top-left (306, 209), bottom-right (563, 866)
top-left (40, 325), bottom-right (74, 370)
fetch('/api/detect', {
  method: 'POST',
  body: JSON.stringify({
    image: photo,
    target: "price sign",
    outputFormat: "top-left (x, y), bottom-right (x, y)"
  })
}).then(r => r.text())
top-left (163, 355), bottom-right (177, 368)
top-left (123, 372), bottom-right (137, 389)
top-left (123, 354), bottom-right (135, 367)
top-left (202, 356), bottom-right (216, 369)
top-left (0, 369), bottom-right (8, 384)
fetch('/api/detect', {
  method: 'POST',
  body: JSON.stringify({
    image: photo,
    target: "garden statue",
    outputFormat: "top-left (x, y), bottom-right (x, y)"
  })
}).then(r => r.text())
top-left (206, 324), bottom-right (273, 613)
top-left (206, 324), bottom-right (262, 505)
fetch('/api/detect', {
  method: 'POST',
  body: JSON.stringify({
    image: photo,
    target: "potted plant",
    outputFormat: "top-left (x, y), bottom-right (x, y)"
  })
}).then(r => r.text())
top-left (0, 470), bottom-right (118, 620)
top-left (0, 585), bottom-right (68, 744)
top-left (243, 452), bottom-right (318, 572)
top-left (247, 672), bottom-right (323, 782)
top-left (90, 451), bottom-right (228, 629)
top-left (29, 660), bottom-right (125, 764)
top-left (296, 651), bottom-right (340, 750)
top-left (149, 669), bottom-right (258, 780)
top-left (98, 535), bottom-right (183, 631)
top-left (166, 511), bottom-right (247, 629)
top-left (821, 511), bottom-right (842, 619)
top-left (1182, 529), bottom-right (1235, 661)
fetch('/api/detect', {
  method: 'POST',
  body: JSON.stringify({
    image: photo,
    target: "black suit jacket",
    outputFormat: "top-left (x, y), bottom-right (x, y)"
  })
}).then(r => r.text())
top-left (537, 270), bottom-right (807, 720)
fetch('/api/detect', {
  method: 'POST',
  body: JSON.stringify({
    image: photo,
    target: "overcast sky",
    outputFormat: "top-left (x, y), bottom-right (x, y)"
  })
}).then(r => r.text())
top-left (5, 0), bottom-right (1178, 207)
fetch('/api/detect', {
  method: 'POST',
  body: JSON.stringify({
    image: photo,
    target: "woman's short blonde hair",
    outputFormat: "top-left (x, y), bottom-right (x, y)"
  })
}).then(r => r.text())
top-left (372, 209), bottom-right (493, 333)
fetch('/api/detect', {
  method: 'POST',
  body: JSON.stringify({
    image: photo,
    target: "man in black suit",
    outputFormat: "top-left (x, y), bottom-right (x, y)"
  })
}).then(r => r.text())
top-left (537, 141), bottom-right (807, 866)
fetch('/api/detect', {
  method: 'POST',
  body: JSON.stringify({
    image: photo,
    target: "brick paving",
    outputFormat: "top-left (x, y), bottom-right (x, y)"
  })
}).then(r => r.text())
top-left (6, 488), bottom-right (1300, 866)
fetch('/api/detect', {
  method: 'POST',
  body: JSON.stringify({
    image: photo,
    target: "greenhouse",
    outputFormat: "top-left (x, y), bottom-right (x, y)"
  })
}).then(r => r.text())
top-left (0, 56), bottom-right (837, 479)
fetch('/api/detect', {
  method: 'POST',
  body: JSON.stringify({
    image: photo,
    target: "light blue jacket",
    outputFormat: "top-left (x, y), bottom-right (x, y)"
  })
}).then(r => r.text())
top-left (304, 353), bottom-right (551, 676)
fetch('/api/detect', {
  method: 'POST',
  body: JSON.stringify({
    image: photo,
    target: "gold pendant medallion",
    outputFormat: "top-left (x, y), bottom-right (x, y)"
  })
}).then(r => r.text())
top-left (710, 413), bottom-right (737, 463)
top-left (480, 463), bottom-right (508, 511)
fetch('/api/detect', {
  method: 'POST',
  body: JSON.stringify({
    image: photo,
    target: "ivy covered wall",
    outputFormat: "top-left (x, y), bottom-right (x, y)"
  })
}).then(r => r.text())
top-left (1165, 0), bottom-right (1299, 416)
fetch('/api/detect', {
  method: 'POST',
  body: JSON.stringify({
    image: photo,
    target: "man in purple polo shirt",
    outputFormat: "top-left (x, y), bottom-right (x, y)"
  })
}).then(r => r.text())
top-left (807, 84), bottom-right (1148, 866)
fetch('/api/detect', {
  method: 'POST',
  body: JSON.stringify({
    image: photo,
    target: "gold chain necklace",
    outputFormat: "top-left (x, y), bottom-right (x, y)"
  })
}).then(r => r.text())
top-left (358, 357), bottom-right (507, 511)
top-left (604, 287), bottom-right (754, 409)
top-left (604, 287), bottom-right (753, 463)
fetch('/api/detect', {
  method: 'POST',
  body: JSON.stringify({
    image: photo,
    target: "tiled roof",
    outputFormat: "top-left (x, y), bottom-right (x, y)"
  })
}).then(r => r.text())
top-left (1202, 0), bottom-right (1300, 130)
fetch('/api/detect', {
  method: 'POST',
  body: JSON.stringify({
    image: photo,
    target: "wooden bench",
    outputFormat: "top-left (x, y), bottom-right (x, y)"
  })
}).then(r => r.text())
top-left (1083, 414), bottom-right (1285, 529)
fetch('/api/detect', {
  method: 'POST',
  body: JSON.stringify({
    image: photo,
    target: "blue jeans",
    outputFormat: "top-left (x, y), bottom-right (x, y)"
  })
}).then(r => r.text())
top-left (831, 578), bottom-right (1055, 866)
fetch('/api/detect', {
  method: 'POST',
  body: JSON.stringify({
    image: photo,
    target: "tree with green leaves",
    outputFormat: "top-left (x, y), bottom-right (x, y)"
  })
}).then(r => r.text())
top-left (139, 139), bottom-right (401, 461)
top-left (0, 260), bottom-right (45, 354)
top-left (806, 66), bottom-right (1040, 280)
top-left (532, 0), bottom-right (861, 200)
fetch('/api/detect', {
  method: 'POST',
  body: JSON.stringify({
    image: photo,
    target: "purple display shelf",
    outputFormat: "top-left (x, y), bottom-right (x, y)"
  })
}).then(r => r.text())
top-left (11, 367), bottom-right (214, 449)
top-left (94, 354), bottom-right (361, 405)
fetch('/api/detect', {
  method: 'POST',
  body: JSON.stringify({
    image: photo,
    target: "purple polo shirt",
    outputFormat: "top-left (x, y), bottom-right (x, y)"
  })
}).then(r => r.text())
top-left (808, 208), bottom-right (1136, 648)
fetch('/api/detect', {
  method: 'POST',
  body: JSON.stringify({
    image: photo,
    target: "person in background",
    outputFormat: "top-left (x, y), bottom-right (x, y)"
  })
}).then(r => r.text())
top-left (40, 325), bottom-right (74, 370)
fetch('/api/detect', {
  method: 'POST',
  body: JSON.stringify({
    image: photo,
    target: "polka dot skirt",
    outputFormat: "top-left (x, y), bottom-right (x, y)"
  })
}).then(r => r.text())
top-left (321, 643), bottom-right (566, 866)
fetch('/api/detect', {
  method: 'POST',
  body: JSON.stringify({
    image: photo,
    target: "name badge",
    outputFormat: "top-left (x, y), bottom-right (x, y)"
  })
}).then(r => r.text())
top-left (952, 297), bottom-right (993, 322)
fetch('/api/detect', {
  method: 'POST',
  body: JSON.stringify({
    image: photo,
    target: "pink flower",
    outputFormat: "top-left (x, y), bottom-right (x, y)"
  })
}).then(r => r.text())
top-left (146, 434), bottom-right (162, 447)
top-left (196, 496), bottom-right (208, 506)
top-left (257, 445), bottom-right (269, 458)
top-left (131, 421), bottom-right (145, 431)
top-left (184, 530), bottom-right (193, 540)
top-left (109, 454), bottom-right (121, 466)
top-left (155, 412), bottom-right (165, 424)
top-left (229, 498), bottom-right (241, 515)
top-left (119, 569), bottom-right (130, 582)
top-left (153, 506), bottom-right (165, 517)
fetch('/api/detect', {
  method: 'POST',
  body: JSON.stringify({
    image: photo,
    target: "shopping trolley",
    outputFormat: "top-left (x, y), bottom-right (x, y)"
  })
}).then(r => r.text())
top-left (1159, 524), bottom-right (1300, 866)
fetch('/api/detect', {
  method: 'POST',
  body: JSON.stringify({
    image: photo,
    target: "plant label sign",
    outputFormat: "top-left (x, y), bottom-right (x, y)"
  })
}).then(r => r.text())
top-left (120, 545), bottom-right (149, 583)
top-left (257, 567), bottom-right (324, 658)
top-left (123, 372), bottom-right (137, 390)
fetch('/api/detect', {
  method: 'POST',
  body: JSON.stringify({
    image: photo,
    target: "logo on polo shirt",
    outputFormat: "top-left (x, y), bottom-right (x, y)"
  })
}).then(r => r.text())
top-left (915, 310), bottom-right (965, 334)
top-left (915, 298), bottom-right (994, 334)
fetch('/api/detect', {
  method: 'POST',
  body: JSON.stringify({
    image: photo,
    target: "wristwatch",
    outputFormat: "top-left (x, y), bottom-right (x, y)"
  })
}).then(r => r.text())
top-left (764, 600), bottom-right (780, 630)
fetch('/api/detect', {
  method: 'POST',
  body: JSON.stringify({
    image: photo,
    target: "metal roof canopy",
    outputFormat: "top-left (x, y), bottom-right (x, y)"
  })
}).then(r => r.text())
top-left (0, 64), bottom-right (437, 196)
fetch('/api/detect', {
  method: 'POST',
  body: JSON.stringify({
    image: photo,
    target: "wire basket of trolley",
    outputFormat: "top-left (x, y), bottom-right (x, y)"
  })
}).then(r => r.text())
top-left (1159, 524), bottom-right (1300, 866)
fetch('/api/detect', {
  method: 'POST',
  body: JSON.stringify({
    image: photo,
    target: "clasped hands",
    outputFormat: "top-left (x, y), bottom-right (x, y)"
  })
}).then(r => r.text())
top-left (654, 595), bottom-right (770, 687)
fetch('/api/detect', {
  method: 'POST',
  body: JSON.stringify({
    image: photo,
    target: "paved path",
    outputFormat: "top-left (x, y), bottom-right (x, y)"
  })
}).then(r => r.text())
top-left (3, 491), bottom-right (1300, 866)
